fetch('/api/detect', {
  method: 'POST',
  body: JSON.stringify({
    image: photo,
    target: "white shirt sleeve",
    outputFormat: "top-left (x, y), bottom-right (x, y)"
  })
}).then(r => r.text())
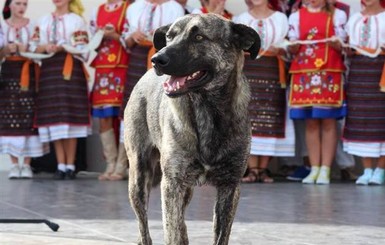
top-left (0, 24), bottom-right (4, 48)
top-left (191, 8), bottom-right (203, 14)
top-left (89, 7), bottom-right (98, 37)
top-left (288, 12), bottom-right (299, 41)
top-left (333, 9), bottom-right (347, 41)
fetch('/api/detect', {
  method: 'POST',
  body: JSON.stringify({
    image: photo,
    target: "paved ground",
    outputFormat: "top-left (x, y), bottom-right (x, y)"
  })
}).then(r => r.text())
top-left (1, 172), bottom-right (384, 244)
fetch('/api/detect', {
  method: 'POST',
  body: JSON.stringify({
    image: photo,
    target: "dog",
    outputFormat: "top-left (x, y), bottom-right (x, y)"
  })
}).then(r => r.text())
top-left (124, 13), bottom-right (260, 245)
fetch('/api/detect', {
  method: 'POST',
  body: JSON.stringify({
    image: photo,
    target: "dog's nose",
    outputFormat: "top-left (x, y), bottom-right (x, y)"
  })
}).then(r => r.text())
top-left (151, 53), bottom-right (170, 67)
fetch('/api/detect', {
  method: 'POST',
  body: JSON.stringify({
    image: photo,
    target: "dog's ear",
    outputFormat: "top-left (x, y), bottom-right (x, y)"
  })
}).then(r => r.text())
top-left (153, 24), bottom-right (171, 51)
top-left (231, 23), bottom-right (261, 60)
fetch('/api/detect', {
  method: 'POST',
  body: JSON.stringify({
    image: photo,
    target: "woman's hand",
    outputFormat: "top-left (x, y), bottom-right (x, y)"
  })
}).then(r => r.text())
top-left (5, 42), bottom-right (18, 55)
top-left (287, 44), bottom-right (300, 55)
top-left (17, 43), bottom-right (28, 53)
top-left (328, 40), bottom-right (342, 51)
top-left (45, 44), bottom-right (63, 53)
top-left (268, 47), bottom-right (286, 56)
top-left (130, 31), bottom-right (147, 44)
top-left (343, 47), bottom-right (355, 56)
top-left (103, 24), bottom-right (120, 40)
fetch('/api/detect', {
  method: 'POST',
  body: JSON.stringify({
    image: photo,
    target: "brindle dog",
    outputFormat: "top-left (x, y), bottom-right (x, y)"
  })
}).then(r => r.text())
top-left (124, 13), bottom-right (260, 245)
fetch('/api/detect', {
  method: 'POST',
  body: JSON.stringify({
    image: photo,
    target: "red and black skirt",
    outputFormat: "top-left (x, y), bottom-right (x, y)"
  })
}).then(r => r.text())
top-left (119, 45), bottom-right (152, 119)
top-left (0, 59), bottom-right (38, 136)
top-left (244, 56), bottom-right (287, 138)
top-left (34, 53), bottom-right (90, 127)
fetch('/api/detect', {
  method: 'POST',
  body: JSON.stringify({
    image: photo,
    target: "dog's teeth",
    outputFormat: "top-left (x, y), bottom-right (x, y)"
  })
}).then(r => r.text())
top-left (177, 81), bottom-right (180, 89)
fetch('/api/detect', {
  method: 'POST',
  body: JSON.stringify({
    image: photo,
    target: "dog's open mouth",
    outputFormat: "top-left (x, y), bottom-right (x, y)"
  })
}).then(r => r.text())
top-left (163, 70), bottom-right (208, 96)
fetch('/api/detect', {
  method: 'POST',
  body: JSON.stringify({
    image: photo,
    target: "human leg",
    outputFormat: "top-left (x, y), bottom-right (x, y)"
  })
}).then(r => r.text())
top-left (356, 157), bottom-right (374, 185)
top-left (241, 155), bottom-right (259, 183)
top-left (369, 156), bottom-right (385, 185)
top-left (99, 117), bottom-right (118, 180)
top-left (302, 119), bottom-right (321, 184)
top-left (109, 142), bottom-right (128, 180)
top-left (8, 155), bottom-right (21, 179)
top-left (53, 139), bottom-right (66, 179)
top-left (20, 157), bottom-right (33, 179)
top-left (63, 138), bottom-right (77, 179)
top-left (258, 155), bottom-right (274, 183)
top-left (316, 119), bottom-right (337, 184)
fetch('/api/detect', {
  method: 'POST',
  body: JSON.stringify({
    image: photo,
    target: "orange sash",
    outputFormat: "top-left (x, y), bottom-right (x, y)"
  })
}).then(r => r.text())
top-left (62, 53), bottom-right (90, 81)
top-left (5, 56), bottom-right (39, 91)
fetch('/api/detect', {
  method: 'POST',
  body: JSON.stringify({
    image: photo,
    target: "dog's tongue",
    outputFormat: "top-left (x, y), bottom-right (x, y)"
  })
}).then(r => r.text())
top-left (163, 76), bottom-right (187, 93)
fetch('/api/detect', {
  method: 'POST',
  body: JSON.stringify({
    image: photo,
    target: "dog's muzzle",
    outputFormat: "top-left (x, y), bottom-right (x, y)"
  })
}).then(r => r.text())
top-left (151, 50), bottom-right (210, 97)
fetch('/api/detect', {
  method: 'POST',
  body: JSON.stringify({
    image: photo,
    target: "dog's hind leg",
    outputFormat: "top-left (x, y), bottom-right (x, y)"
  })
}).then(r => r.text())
top-left (161, 179), bottom-right (193, 245)
top-left (128, 152), bottom-right (156, 245)
top-left (213, 184), bottom-right (241, 245)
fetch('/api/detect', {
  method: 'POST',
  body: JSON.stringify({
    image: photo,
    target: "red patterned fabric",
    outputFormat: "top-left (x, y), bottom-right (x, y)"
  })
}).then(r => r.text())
top-left (90, 1), bottom-right (130, 108)
top-left (289, 8), bottom-right (345, 107)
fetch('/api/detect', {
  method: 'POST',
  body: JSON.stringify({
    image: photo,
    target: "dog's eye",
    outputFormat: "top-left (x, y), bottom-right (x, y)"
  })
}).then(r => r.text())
top-left (166, 34), bottom-right (173, 41)
top-left (195, 35), bottom-right (203, 41)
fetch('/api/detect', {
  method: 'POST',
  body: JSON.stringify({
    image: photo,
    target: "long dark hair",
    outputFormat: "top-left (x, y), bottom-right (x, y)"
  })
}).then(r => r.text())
top-left (3, 0), bottom-right (12, 20)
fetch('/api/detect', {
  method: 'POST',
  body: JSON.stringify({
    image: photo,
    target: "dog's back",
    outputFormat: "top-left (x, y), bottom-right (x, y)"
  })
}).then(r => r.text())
top-left (124, 14), bottom-right (260, 245)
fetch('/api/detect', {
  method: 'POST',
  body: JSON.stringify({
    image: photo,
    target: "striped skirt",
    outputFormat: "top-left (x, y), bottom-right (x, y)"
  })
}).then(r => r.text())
top-left (120, 45), bottom-right (151, 118)
top-left (35, 53), bottom-right (90, 141)
top-left (245, 56), bottom-right (286, 138)
top-left (0, 136), bottom-right (49, 157)
top-left (244, 56), bottom-right (295, 156)
top-left (343, 55), bottom-right (385, 156)
top-left (0, 59), bottom-right (38, 136)
top-left (35, 53), bottom-right (90, 126)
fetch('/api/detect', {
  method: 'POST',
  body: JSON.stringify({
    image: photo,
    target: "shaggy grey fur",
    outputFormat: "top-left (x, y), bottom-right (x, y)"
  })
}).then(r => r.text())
top-left (124, 14), bottom-right (260, 245)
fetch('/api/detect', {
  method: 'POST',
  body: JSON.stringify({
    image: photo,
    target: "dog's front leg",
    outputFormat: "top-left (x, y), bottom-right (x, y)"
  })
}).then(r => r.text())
top-left (161, 178), bottom-right (192, 245)
top-left (213, 184), bottom-right (240, 245)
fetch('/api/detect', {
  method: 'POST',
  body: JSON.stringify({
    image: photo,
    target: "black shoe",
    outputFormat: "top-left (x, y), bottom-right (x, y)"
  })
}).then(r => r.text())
top-left (54, 170), bottom-right (66, 180)
top-left (65, 169), bottom-right (76, 180)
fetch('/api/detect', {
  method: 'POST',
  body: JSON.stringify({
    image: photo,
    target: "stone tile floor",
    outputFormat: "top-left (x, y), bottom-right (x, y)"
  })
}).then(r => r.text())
top-left (0, 172), bottom-right (384, 244)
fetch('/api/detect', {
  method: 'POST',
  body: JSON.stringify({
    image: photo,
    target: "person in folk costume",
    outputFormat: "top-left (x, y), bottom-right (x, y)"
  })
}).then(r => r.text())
top-left (175, 0), bottom-right (194, 14)
top-left (287, 0), bottom-right (310, 16)
top-left (192, 0), bottom-right (233, 19)
top-left (328, 0), bottom-right (350, 17)
top-left (0, 24), bottom-right (3, 47)
top-left (287, 0), bottom-right (357, 181)
top-left (89, 0), bottom-right (130, 181)
top-left (232, 0), bottom-right (295, 183)
top-left (30, 0), bottom-right (90, 180)
top-left (0, 0), bottom-right (49, 179)
top-left (118, 0), bottom-right (184, 163)
top-left (343, 0), bottom-right (385, 185)
top-left (289, 0), bottom-right (349, 16)
top-left (287, 0), bottom-right (347, 184)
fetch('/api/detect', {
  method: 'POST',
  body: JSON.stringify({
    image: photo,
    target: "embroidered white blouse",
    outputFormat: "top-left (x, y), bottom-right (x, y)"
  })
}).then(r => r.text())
top-left (288, 8), bottom-right (347, 41)
top-left (345, 11), bottom-right (385, 50)
top-left (0, 23), bottom-right (5, 48)
top-left (123, 0), bottom-right (184, 40)
top-left (29, 13), bottom-right (88, 52)
top-left (0, 19), bottom-right (34, 47)
top-left (232, 11), bottom-right (288, 51)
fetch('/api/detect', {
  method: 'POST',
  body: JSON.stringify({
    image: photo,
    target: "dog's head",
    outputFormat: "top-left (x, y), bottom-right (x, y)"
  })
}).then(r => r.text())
top-left (151, 14), bottom-right (260, 97)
